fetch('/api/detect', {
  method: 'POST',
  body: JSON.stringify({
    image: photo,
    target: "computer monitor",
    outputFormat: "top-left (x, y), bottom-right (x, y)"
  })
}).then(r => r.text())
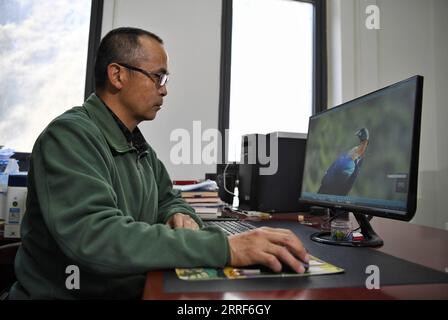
top-left (300, 75), bottom-right (424, 247)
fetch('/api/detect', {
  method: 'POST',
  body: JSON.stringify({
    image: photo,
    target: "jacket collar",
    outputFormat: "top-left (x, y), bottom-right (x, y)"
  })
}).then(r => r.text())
top-left (83, 93), bottom-right (135, 153)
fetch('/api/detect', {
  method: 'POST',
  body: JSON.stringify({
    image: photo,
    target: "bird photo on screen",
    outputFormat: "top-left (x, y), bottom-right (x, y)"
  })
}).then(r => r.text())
top-left (318, 128), bottom-right (369, 196)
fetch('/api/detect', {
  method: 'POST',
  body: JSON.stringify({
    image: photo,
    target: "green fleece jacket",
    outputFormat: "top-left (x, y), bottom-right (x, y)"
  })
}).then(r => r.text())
top-left (10, 94), bottom-right (229, 299)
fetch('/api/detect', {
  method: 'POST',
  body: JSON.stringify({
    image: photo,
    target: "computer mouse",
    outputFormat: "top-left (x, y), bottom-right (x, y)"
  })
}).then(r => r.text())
top-left (246, 261), bottom-right (309, 274)
top-left (282, 261), bottom-right (309, 273)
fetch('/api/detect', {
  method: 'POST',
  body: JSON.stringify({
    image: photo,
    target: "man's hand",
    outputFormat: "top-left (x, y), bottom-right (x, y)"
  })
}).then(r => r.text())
top-left (166, 213), bottom-right (200, 230)
top-left (228, 227), bottom-right (309, 273)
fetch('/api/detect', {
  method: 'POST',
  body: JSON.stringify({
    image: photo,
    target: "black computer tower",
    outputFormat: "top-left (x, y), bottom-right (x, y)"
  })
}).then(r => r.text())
top-left (238, 132), bottom-right (309, 213)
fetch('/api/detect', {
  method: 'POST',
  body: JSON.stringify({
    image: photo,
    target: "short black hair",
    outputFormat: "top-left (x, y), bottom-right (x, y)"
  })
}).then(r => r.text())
top-left (94, 27), bottom-right (164, 90)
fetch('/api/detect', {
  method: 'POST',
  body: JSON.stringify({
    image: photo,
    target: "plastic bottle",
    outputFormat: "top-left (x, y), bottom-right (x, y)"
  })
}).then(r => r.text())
top-left (0, 148), bottom-right (16, 220)
top-left (331, 212), bottom-right (351, 241)
top-left (232, 181), bottom-right (239, 208)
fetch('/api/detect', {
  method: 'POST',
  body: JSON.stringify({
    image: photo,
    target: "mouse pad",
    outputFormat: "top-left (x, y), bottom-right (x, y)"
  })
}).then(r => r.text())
top-left (175, 254), bottom-right (344, 281)
top-left (164, 221), bottom-right (448, 293)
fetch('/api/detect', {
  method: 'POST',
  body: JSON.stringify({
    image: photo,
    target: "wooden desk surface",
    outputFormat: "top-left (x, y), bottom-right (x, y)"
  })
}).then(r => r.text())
top-left (143, 215), bottom-right (448, 300)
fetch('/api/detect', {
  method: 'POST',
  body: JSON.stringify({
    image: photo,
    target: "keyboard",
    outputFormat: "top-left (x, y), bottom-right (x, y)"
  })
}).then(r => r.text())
top-left (203, 220), bottom-right (257, 235)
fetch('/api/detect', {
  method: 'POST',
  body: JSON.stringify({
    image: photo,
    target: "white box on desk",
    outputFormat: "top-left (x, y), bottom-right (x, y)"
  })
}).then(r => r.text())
top-left (4, 174), bottom-right (27, 238)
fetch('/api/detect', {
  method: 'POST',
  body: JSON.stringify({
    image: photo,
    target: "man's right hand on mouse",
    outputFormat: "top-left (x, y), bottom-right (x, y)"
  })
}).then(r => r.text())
top-left (227, 227), bottom-right (310, 273)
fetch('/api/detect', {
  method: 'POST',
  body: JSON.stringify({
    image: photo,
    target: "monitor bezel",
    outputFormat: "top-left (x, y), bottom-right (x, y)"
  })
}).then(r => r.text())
top-left (299, 75), bottom-right (424, 222)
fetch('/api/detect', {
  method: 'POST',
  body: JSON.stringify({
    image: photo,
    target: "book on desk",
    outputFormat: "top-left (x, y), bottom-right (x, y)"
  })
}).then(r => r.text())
top-left (176, 180), bottom-right (225, 220)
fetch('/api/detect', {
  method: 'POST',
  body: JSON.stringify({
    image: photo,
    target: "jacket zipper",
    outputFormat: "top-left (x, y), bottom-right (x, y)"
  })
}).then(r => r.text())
top-left (135, 150), bottom-right (150, 221)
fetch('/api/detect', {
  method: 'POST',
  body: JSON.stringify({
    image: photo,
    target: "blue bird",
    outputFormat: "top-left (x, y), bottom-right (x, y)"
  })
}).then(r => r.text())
top-left (318, 128), bottom-right (370, 196)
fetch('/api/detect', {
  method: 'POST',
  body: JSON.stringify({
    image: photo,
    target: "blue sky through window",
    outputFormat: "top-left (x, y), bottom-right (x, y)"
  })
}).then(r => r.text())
top-left (0, 0), bottom-right (91, 152)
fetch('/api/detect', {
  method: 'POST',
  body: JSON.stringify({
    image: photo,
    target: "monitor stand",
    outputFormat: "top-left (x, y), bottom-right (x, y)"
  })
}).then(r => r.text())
top-left (311, 212), bottom-right (384, 247)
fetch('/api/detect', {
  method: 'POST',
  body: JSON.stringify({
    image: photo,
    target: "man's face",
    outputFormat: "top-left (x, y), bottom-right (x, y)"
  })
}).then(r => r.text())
top-left (119, 37), bottom-right (168, 123)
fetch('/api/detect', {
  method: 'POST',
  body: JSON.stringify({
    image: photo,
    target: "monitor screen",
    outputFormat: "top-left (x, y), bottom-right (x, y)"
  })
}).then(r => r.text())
top-left (300, 76), bottom-right (423, 221)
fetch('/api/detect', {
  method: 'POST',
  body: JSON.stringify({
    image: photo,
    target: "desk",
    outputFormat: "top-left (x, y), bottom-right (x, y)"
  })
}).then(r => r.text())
top-left (142, 215), bottom-right (448, 300)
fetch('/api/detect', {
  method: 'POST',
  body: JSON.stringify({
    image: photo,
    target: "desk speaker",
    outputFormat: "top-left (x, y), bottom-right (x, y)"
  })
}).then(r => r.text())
top-left (238, 132), bottom-right (309, 213)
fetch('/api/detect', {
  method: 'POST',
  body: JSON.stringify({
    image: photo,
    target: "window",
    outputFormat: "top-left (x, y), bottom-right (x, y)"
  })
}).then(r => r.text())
top-left (0, 0), bottom-right (102, 152)
top-left (219, 0), bottom-right (326, 163)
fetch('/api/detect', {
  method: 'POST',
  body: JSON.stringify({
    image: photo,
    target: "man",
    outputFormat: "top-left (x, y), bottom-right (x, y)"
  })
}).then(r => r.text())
top-left (10, 27), bottom-right (308, 299)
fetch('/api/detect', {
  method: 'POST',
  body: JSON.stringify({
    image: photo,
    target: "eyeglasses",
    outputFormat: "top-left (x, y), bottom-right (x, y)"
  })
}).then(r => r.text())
top-left (116, 62), bottom-right (169, 87)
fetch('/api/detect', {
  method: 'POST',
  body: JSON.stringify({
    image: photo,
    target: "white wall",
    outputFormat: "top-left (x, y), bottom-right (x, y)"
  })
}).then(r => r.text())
top-left (432, 0), bottom-right (448, 231)
top-left (102, 0), bottom-right (222, 180)
top-left (327, 0), bottom-right (448, 230)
